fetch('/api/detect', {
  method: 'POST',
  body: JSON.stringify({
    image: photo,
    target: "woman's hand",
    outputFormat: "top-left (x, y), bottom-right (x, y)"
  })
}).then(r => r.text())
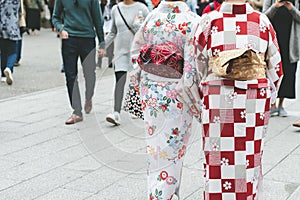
top-left (60, 30), bottom-right (68, 39)
top-left (98, 48), bottom-right (106, 57)
top-left (274, 0), bottom-right (286, 8)
top-left (284, 1), bottom-right (294, 10)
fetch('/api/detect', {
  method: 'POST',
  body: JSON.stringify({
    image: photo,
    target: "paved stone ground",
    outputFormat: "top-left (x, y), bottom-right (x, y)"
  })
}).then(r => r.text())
top-left (0, 29), bottom-right (300, 200)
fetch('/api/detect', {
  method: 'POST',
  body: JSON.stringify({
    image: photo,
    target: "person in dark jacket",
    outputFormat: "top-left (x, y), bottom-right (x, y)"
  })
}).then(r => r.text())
top-left (53, 0), bottom-right (105, 124)
top-left (25, 0), bottom-right (45, 34)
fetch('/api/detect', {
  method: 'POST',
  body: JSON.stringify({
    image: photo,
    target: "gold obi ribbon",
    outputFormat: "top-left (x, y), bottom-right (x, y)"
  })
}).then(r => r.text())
top-left (208, 48), bottom-right (267, 81)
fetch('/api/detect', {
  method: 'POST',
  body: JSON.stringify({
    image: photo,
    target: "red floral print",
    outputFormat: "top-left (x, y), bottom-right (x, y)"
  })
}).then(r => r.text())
top-left (161, 104), bottom-right (167, 111)
top-left (166, 176), bottom-right (176, 185)
top-left (155, 20), bottom-right (162, 27)
top-left (177, 102), bottom-right (183, 109)
top-left (178, 145), bottom-right (186, 159)
top-left (172, 128), bottom-right (179, 135)
top-left (148, 126), bottom-right (154, 136)
top-left (178, 22), bottom-right (188, 35)
top-left (141, 100), bottom-right (146, 110)
top-left (160, 171), bottom-right (169, 180)
top-left (174, 7), bottom-right (180, 13)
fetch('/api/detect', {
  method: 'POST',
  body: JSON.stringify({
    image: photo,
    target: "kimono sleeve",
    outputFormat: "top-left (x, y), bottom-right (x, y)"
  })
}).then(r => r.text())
top-left (129, 12), bottom-right (154, 88)
top-left (130, 12), bottom-right (153, 70)
top-left (264, 17), bottom-right (283, 90)
top-left (176, 23), bottom-right (203, 119)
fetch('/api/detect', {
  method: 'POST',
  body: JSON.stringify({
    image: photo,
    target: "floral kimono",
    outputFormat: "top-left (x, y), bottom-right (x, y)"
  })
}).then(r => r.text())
top-left (178, 2), bottom-right (283, 200)
top-left (131, 2), bottom-right (200, 199)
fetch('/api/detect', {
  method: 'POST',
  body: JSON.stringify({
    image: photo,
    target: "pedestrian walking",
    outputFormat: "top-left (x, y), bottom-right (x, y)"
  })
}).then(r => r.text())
top-left (130, 1), bottom-right (200, 198)
top-left (46, 0), bottom-right (55, 31)
top-left (25, 0), bottom-right (45, 35)
top-left (15, 0), bottom-right (27, 67)
top-left (263, 0), bottom-right (300, 117)
top-left (52, 0), bottom-right (105, 125)
top-left (180, 0), bottom-right (283, 199)
top-left (104, 0), bottom-right (149, 125)
top-left (97, 0), bottom-right (116, 68)
top-left (0, 0), bottom-right (21, 85)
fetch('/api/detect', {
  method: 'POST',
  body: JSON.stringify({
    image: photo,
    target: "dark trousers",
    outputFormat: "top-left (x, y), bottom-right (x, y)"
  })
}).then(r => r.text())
top-left (114, 71), bottom-right (127, 113)
top-left (0, 39), bottom-right (17, 77)
top-left (48, 7), bottom-right (54, 30)
top-left (62, 37), bottom-right (96, 116)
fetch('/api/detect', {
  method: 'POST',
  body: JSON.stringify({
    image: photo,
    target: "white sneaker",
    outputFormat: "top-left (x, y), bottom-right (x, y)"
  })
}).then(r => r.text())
top-left (106, 112), bottom-right (121, 126)
top-left (4, 68), bottom-right (13, 85)
top-left (1, 77), bottom-right (6, 82)
top-left (278, 106), bottom-right (288, 117)
top-left (270, 107), bottom-right (278, 116)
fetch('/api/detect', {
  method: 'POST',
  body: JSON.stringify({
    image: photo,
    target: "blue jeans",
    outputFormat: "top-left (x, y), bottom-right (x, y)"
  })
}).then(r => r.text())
top-left (62, 37), bottom-right (96, 116)
top-left (0, 39), bottom-right (17, 77)
top-left (16, 39), bottom-right (22, 62)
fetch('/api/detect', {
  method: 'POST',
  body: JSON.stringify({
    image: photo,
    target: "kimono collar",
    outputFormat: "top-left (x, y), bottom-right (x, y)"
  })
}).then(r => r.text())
top-left (219, 2), bottom-right (254, 14)
top-left (157, 1), bottom-right (191, 13)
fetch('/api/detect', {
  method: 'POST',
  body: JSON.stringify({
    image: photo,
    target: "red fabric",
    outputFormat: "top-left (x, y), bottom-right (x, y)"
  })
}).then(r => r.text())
top-left (202, 83), bottom-right (270, 199)
top-left (137, 41), bottom-right (184, 78)
top-left (202, 1), bottom-right (222, 15)
top-left (232, 3), bottom-right (246, 14)
top-left (151, 0), bottom-right (160, 8)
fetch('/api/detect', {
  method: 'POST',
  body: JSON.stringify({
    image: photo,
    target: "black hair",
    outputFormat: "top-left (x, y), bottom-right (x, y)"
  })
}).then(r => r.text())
top-left (135, 0), bottom-right (148, 6)
top-left (119, 0), bottom-right (148, 7)
top-left (74, 0), bottom-right (79, 7)
top-left (109, 0), bottom-right (117, 8)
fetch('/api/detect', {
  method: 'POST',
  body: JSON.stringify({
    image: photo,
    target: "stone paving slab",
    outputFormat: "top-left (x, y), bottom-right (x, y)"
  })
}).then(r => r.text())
top-left (0, 168), bottom-right (87, 200)
top-left (0, 144), bottom-right (88, 181)
top-left (263, 179), bottom-right (298, 200)
top-left (287, 186), bottom-right (300, 200)
top-left (35, 188), bottom-right (93, 200)
top-left (63, 166), bottom-right (128, 194)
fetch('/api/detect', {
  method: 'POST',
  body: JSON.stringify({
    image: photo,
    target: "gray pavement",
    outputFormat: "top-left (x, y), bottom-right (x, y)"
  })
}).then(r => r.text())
top-left (0, 28), bottom-right (300, 200)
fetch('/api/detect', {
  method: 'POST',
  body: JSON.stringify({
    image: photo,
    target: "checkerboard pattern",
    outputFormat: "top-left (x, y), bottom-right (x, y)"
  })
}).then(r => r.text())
top-left (201, 81), bottom-right (270, 200)
top-left (195, 3), bottom-right (283, 89)
top-left (193, 5), bottom-right (283, 198)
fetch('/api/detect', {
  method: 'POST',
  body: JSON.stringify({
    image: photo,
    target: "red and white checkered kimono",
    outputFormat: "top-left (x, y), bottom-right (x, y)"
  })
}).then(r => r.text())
top-left (177, 2), bottom-right (283, 200)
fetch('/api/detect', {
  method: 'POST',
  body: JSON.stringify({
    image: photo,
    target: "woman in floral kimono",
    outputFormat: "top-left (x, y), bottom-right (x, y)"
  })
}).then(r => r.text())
top-left (178, 0), bottom-right (283, 199)
top-left (131, 1), bottom-right (200, 199)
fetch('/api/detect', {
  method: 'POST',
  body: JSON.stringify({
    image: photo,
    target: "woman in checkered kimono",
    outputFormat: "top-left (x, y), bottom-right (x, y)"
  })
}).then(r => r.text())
top-left (177, 0), bottom-right (283, 199)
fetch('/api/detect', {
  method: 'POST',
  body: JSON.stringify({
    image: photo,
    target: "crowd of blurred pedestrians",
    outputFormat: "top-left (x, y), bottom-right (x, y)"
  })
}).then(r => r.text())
top-left (0, 0), bottom-right (299, 117)
top-left (0, 1), bottom-right (299, 122)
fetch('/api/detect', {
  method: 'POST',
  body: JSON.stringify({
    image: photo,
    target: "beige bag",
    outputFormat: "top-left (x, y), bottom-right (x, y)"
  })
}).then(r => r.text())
top-left (209, 48), bottom-right (267, 81)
